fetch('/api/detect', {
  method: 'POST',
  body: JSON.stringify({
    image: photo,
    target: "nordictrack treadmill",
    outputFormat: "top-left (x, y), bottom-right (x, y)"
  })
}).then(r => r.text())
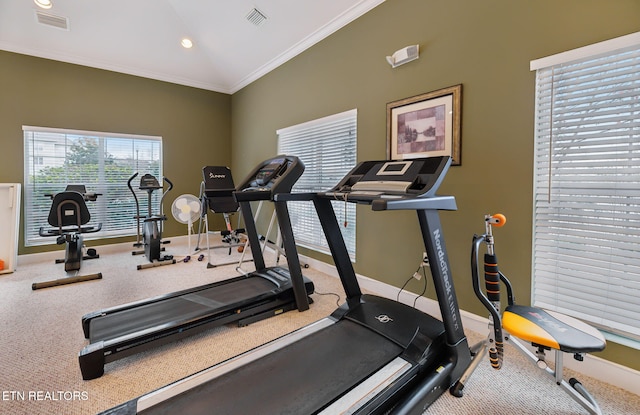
top-left (98, 156), bottom-right (472, 415)
top-left (79, 156), bottom-right (313, 380)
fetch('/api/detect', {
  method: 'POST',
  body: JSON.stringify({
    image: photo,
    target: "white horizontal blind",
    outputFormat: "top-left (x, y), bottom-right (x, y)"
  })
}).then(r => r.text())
top-left (277, 109), bottom-right (357, 259)
top-left (24, 126), bottom-right (162, 246)
top-left (532, 38), bottom-right (640, 341)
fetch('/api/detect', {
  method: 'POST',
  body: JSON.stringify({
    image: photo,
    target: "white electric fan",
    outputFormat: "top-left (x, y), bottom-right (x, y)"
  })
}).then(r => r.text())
top-left (171, 194), bottom-right (202, 259)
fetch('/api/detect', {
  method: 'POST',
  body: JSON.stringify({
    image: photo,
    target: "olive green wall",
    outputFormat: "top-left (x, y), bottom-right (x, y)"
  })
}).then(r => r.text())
top-left (0, 50), bottom-right (231, 255)
top-left (231, 0), bottom-right (640, 370)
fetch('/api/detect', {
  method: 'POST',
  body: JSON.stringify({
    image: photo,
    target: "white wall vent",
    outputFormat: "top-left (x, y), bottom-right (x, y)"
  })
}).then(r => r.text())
top-left (35, 10), bottom-right (69, 30)
top-left (246, 8), bottom-right (267, 26)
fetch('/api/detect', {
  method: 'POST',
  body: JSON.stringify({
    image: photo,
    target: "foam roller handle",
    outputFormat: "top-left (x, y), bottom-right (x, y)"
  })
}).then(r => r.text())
top-left (484, 253), bottom-right (500, 302)
top-left (489, 347), bottom-right (502, 370)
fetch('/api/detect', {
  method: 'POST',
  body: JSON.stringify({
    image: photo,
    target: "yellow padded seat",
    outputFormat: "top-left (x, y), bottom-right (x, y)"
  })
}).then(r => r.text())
top-left (503, 304), bottom-right (606, 353)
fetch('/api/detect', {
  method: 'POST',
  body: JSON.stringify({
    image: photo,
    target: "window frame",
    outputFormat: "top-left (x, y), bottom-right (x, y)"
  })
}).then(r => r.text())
top-left (530, 32), bottom-right (640, 345)
top-left (23, 126), bottom-right (163, 246)
top-left (277, 109), bottom-right (357, 260)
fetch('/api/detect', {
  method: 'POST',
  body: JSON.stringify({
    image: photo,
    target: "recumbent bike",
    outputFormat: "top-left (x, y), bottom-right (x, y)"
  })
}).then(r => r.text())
top-left (33, 185), bottom-right (102, 290)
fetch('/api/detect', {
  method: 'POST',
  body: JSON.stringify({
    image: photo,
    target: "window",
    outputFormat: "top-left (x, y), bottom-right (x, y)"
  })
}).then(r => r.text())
top-left (24, 126), bottom-right (162, 246)
top-left (277, 109), bottom-right (357, 260)
top-left (531, 32), bottom-right (640, 344)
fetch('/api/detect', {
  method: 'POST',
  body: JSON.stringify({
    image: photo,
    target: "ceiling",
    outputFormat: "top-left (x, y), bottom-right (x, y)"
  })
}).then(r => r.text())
top-left (0, 0), bottom-right (384, 94)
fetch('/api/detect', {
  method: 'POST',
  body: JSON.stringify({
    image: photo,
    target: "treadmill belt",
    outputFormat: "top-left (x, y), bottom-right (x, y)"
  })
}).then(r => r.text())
top-left (90, 277), bottom-right (277, 342)
top-left (139, 320), bottom-right (403, 415)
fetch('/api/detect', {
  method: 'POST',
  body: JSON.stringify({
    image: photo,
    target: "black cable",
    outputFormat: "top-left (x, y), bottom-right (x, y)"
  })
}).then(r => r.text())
top-left (313, 289), bottom-right (342, 307)
top-left (413, 266), bottom-right (428, 308)
top-left (397, 266), bottom-right (420, 302)
top-left (396, 264), bottom-right (430, 308)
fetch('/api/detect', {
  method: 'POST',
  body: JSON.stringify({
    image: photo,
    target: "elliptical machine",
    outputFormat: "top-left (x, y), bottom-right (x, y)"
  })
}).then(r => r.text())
top-left (128, 173), bottom-right (175, 270)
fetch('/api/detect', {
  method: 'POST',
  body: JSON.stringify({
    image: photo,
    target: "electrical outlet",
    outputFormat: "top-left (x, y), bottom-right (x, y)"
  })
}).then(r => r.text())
top-left (422, 252), bottom-right (429, 264)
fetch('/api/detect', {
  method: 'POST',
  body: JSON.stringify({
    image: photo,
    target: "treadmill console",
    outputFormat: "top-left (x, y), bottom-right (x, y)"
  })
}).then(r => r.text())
top-left (327, 156), bottom-right (451, 199)
top-left (139, 174), bottom-right (162, 190)
top-left (235, 155), bottom-right (304, 198)
top-left (254, 158), bottom-right (288, 187)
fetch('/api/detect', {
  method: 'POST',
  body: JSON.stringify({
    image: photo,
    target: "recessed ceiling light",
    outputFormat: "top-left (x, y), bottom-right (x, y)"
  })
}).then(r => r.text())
top-left (34, 0), bottom-right (53, 9)
top-left (181, 38), bottom-right (193, 49)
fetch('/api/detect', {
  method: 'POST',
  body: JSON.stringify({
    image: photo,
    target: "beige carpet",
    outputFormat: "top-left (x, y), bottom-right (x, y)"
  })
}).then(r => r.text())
top-left (0, 237), bottom-right (639, 415)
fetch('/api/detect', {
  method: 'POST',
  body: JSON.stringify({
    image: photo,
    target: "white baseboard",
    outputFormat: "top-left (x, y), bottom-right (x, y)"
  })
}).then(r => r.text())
top-left (301, 254), bottom-right (640, 397)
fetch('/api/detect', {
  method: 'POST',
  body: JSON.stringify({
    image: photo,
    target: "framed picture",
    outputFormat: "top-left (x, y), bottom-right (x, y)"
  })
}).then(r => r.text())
top-left (386, 84), bottom-right (462, 165)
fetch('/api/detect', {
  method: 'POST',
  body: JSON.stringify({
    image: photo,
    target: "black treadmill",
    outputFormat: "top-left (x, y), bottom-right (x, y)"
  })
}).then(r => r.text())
top-left (98, 156), bottom-right (472, 415)
top-left (79, 155), bottom-right (314, 380)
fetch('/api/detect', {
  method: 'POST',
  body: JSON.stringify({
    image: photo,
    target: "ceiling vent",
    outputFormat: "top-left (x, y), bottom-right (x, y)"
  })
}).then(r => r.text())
top-left (246, 8), bottom-right (267, 26)
top-left (35, 10), bottom-right (69, 30)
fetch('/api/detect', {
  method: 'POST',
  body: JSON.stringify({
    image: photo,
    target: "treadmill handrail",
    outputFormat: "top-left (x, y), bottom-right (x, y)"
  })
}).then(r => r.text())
top-left (275, 192), bottom-right (457, 212)
top-left (372, 195), bottom-right (457, 211)
top-left (272, 192), bottom-right (315, 202)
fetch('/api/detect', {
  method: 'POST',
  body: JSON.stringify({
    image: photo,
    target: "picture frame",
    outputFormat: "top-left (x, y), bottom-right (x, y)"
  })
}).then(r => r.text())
top-left (386, 84), bottom-right (462, 165)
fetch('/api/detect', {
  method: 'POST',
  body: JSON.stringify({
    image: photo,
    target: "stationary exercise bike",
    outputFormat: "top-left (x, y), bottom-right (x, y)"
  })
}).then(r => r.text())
top-left (33, 185), bottom-right (103, 290)
top-left (452, 214), bottom-right (606, 415)
top-left (128, 173), bottom-right (175, 270)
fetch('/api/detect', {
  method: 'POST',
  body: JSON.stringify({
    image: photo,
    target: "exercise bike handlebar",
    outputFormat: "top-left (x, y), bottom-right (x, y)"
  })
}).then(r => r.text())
top-left (127, 172), bottom-right (139, 186)
top-left (128, 173), bottom-right (141, 242)
top-left (159, 177), bottom-right (173, 221)
top-left (163, 177), bottom-right (173, 191)
top-left (44, 190), bottom-right (102, 202)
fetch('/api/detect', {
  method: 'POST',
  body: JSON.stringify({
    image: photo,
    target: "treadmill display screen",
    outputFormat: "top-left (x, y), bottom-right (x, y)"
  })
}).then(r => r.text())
top-left (255, 158), bottom-right (286, 186)
top-left (377, 161), bottom-right (412, 176)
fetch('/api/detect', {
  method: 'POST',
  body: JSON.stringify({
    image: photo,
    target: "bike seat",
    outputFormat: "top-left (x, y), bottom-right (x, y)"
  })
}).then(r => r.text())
top-left (503, 304), bottom-right (606, 354)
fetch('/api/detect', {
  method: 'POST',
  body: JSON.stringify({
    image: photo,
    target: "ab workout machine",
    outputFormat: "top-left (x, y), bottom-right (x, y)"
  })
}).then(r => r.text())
top-left (452, 213), bottom-right (606, 415)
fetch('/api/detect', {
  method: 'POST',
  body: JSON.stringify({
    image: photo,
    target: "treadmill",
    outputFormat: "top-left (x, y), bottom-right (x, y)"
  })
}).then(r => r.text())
top-left (79, 155), bottom-right (314, 380)
top-left (98, 155), bottom-right (473, 415)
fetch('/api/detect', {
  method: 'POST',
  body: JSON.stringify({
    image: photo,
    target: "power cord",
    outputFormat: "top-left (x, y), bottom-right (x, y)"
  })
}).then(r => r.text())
top-left (413, 266), bottom-right (428, 308)
top-left (397, 258), bottom-right (429, 308)
top-left (313, 289), bottom-right (342, 307)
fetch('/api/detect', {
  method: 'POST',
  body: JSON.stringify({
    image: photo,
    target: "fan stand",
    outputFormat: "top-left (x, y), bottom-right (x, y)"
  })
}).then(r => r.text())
top-left (171, 194), bottom-right (204, 264)
top-left (181, 218), bottom-right (194, 262)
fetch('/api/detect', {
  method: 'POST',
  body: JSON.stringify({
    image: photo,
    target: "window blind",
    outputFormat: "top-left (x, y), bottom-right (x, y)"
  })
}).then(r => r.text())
top-left (24, 126), bottom-right (162, 246)
top-left (531, 35), bottom-right (640, 341)
top-left (277, 109), bottom-right (357, 260)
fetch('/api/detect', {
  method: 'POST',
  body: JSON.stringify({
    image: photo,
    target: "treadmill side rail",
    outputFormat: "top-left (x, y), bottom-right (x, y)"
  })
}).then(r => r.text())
top-left (320, 357), bottom-right (412, 414)
top-left (137, 318), bottom-right (335, 412)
